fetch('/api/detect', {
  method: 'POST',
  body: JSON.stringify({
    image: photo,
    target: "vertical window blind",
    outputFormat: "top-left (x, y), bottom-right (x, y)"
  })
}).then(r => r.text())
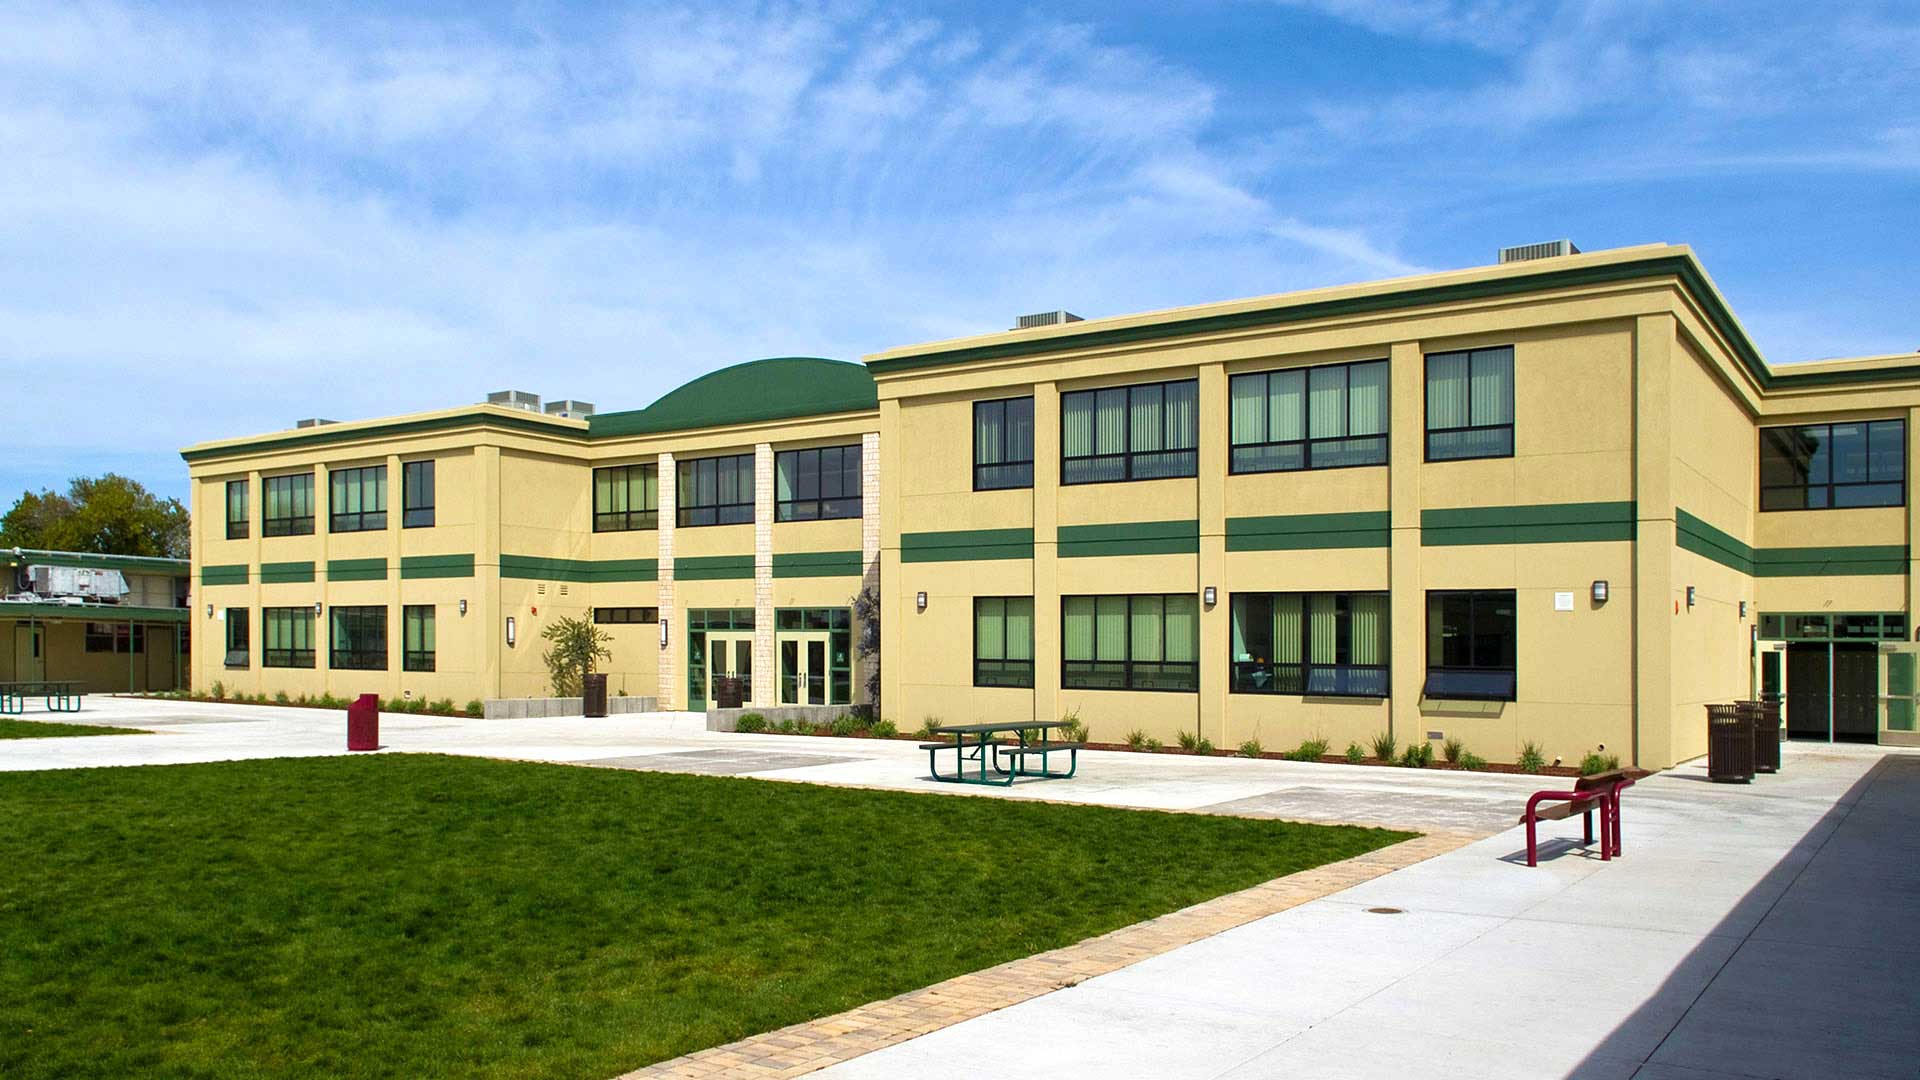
top-left (1229, 359), bottom-right (1389, 473)
top-left (1425, 346), bottom-right (1514, 460)
top-left (1229, 592), bottom-right (1388, 696)
top-left (1061, 380), bottom-right (1199, 484)
top-left (1062, 594), bottom-right (1199, 691)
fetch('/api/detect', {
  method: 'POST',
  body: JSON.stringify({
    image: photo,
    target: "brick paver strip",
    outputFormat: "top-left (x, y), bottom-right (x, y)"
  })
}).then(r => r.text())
top-left (616, 829), bottom-right (1477, 1079)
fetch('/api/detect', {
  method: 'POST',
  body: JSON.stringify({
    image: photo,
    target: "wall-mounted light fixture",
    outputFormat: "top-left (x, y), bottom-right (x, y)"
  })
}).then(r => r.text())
top-left (1203, 586), bottom-right (1217, 606)
top-left (916, 591), bottom-right (928, 612)
top-left (1591, 580), bottom-right (1609, 604)
top-left (659, 618), bottom-right (670, 648)
top-left (1739, 600), bottom-right (1749, 618)
top-left (206, 603), bottom-right (214, 618)
top-left (314, 601), bottom-right (323, 617)
top-left (506, 616), bottom-right (517, 648)
top-left (1685, 586), bottom-right (1696, 609)
top-left (459, 599), bottom-right (468, 616)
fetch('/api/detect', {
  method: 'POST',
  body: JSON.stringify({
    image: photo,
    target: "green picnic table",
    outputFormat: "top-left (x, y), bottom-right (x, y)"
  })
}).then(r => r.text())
top-left (0, 680), bottom-right (84, 715)
top-left (922, 721), bottom-right (1085, 787)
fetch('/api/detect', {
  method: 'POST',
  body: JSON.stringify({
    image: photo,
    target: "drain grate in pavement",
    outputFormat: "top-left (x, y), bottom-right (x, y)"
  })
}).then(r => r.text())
top-left (579, 749), bottom-right (864, 776)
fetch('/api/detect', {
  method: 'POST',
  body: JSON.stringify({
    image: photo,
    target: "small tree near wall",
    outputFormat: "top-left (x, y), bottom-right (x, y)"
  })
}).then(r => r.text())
top-left (853, 583), bottom-right (881, 715)
top-left (541, 616), bottom-right (611, 698)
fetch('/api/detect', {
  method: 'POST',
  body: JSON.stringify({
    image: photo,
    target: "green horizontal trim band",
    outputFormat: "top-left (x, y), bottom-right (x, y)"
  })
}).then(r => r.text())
top-left (0, 603), bottom-right (189, 623)
top-left (399, 554), bottom-right (475, 580)
top-left (1754, 546), bottom-right (1909, 578)
top-left (1422, 502), bottom-right (1636, 546)
top-left (772, 551), bottom-right (863, 578)
top-left (500, 555), bottom-right (593, 582)
top-left (900, 527), bottom-right (1035, 563)
top-left (591, 558), bottom-right (659, 583)
top-left (200, 563), bottom-right (249, 586)
top-left (1058, 520), bottom-right (1199, 558)
top-left (3, 549), bottom-right (188, 573)
top-left (676, 555), bottom-right (755, 581)
top-left (326, 557), bottom-right (387, 582)
top-left (181, 409), bottom-right (577, 464)
top-left (259, 561), bottom-right (316, 584)
top-left (1676, 509), bottom-right (1754, 575)
top-left (1226, 511), bottom-right (1391, 551)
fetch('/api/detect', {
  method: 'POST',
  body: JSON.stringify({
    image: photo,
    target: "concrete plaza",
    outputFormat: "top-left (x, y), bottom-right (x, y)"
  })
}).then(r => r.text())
top-left (2, 697), bottom-right (1912, 1079)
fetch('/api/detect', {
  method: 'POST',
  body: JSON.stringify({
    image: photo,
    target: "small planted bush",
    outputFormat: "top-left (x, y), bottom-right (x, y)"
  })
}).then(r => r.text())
top-left (1144, 736), bottom-right (1164, 752)
top-left (829, 714), bottom-right (860, 738)
top-left (734, 713), bottom-right (768, 734)
top-left (1517, 741), bottom-right (1546, 774)
top-left (1457, 750), bottom-right (1488, 771)
top-left (1399, 741), bottom-right (1434, 768)
top-left (1370, 732), bottom-right (1397, 763)
top-left (1442, 736), bottom-right (1465, 764)
top-left (433, 698), bottom-right (456, 716)
top-left (1057, 707), bottom-right (1088, 744)
top-left (1579, 752), bottom-right (1622, 776)
top-left (1193, 736), bottom-right (1215, 755)
top-left (464, 699), bottom-right (485, 717)
top-left (1238, 738), bottom-right (1263, 759)
top-left (274, 690), bottom-right (291, 705)
top-left (210, 681), bottom-right (225, 701)
top-left (1344, 742), bottom-right (1366, 764)
top-left (1124, 728), bottom-right (1150, 751)
top-left (1177, 730), bottom-right (1201, 752)
top-left (914, 718), bottom-right (941, 740)
top-left (871, 718), bottom-right (898, 739)
top-left (1289, 738), bottom-right (1330, 763)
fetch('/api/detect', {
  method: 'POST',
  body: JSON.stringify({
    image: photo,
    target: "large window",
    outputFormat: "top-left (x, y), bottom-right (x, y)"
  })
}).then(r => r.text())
top-left (402, 460), bottom-right (435, 528)
top-left (329, 466), bottom-right (387, 533)
top-left (225, 479), bottom-right (249, 539)
top-left (403, 605), bottom-right (435, 673)
top-left (1061, 379), bottom-right (1199, 484)
top-left (594, 464), bottom-right (658, 531)
top-left (1424, 590), bottom-right (1516, 700)
top-left (263, 607), bottom-right (316, 668)
top-left (262, 473), bottom-right (314, 537)
top-left (1062, 594), bottom-right (1199, 692)
top-left (1231, 592), bottom-right (1388, 697)
top-left (974, 597), bottom-right (1035, 688)
top-left (1425, 346), bottom-right (1514, 461)
top-left (974, 397), bottom-right (1035, 490)
top-left (84, 623), bottom-right (144, 654)
top-left (776, 444), bottom-right (862, 521)
top-left (678, 454), bottom-right (755, 527)
top-left (331, 605), bottom-right (387, 671)
top-left (594, 607), bottom-right (660, 624)
top-left (1230, 360), bottom-right (1389, 474)
top-left (1760, 420), bottom-right (1905, 511)
top-left (224, 608), bottom-right (249, 669)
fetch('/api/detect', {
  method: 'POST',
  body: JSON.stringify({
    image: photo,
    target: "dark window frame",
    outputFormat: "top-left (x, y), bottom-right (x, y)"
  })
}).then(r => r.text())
top-left (224, 607), bottom-right (250, 669)
top-left (974, 396), bottom-right (1036, 491)
top-left (402, 460), bottom-right (435, 529)
top-left (330, 605), bottom-right (387, 671)
top-left (593, 607), bottom-right (660, 624)
top-left (1423, 589), bottom-right (1517, 700)
top-left (973, 596), bottom-right (1035, 688)
top-left (1228, 591), bottom-right (1390, 698)
top-left (1228, 359), bottom-right (1390, 475)
top-left (1424, 346), bottom-right (1516, 462)
top-left (328, 465), bottom-right (388, 533)
top-left (775, 444), bottom-right (863, 522)
top-left (1061, 594), bottom-right (1200, 693)
top-left (593, 463), bottom-right (659, 532)
top-left (1758, 419), bottom-right (1906, 512)
top-left (262, 607), bottom-right (316, 669)
top-left (1060, 379), bottom-right (1200, 486)
top-left (402, 604), bottom-right (435, 672)
top-left (677, 453), bottom-right (756, 527)
top-left (84, 623), bottom-right (145, 654)
top-left (225, 479), bottom-right (250, 540)
top-left (262, 473), bottom-right (315, 537)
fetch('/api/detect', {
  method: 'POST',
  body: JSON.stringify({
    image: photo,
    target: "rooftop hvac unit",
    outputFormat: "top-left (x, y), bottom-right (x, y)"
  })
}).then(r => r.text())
top-left (487, 390), bottom-right (543, 412)
top-left (1498, 240), bottom-right (1581, 264)
top-left (544, 399), bottom-right (596, 418)
top-left (27, 565), bottom-right (129, 602)
top-left (294, 418), bottom-right (339, 429)
top-left (1014, 310), bottom-right (1085, 330)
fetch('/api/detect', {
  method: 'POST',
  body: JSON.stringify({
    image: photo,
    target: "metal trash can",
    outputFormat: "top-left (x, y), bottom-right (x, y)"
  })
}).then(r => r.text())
top-left (714, 676), bottom-right (744, 709)
top-left (1741, 698), bottom-right (1780, 774)
top-left (1706, 703), bottom-right (1754, 782)
top-left (1761, 696), bottom-right (1783, 773)
top-left (347, 693), bottom-right (379, 751)
top-left (582, 673), bottom-right (609, 718)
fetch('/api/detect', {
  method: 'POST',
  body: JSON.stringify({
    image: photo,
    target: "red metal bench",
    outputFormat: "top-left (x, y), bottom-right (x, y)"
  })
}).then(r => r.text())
top-left (1521, 769), bottom-right (1637, 867)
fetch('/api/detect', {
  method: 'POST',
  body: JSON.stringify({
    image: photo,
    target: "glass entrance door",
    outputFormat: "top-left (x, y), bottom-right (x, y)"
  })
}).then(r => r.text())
top-left (779, 632), bottom-right (832, 705)
top-left (705, 632), bottom-right (753, 705)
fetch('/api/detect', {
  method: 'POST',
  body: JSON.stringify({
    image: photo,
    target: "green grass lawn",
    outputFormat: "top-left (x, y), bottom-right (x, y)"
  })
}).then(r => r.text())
top-left (0, 717), bottom-right (143, 739)
top-left (0, 755), bottom-right (1411, 1079)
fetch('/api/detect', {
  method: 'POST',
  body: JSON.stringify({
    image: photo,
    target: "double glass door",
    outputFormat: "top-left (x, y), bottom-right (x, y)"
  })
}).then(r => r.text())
top-left (706, 633), bottom-right (753, 705)
top-left (779, 632), bottom-right (831, 705)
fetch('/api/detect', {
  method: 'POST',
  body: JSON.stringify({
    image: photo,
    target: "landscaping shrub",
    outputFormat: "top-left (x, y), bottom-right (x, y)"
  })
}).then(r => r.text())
top-left (1124, 728), bottom-right (1150, 751)
top-left (914, 718), bottom-right (940, 740)
top-left (274, 691), bottom-right (290, 705)
top-left (1344, 742), bottom-right (1366, 764)
top-left (1289, 737), bottom-right (1330, 762)
top-left (210, 681), bottom-right (225, 700)
top-left (1057, 707), bottom-right (1087, 744)
top-left (1194, 736), bottom-right (1215, 755)
top-left (1370, 731), bottom-right (1397, 762)
top-left (1239, 738), bottom-right (1263, 758)
top-left (1144, 736), bottom-right (1164, 752)
top-left (1517, 741), bottom-right (1546, 773)
top-left (1579, 752), bottom-right (1621, 776)
top-left (1457, 750), bottom-right (1488, 771)
top-left (1177, 730), bottom-right (1200, 752)
top-left (432, 699), bottom-right (456, 716)
top-left (735, 713), bottom-right (768, 734)
top-left (870, 719), bottom-right (898, 739)
top-left (1398, 741), bottom-right (1434, 768)
top-left (294, 693), bottom-right (310, 706)
top-left (829, 715), bottom-right (860, 737)
top-left (1442, 736), bottom-right (1464, 764)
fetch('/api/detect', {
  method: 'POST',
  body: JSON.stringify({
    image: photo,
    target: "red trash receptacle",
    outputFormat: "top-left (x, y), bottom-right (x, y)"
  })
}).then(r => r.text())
top-left (347, 693), bottom-right (379, 751)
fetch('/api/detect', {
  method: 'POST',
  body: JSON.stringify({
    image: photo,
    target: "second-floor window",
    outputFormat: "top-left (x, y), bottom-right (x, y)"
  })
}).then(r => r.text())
top-left (1061, 379), bottom-right (1199, 484)
top-left (225, 479), bottom-right (249, 539)
top-left (403, 605), bottom-right (435, 672)
top-left (329, 466), bottom-right (387, 533)
top-left (262, 473), bottom-right (314, 537)
top-left (1760, 419), bottom-right (1905, 511)
top-left (263, 607), bottom-right (315, 668)
top-left (1425, 346), bottom-right (1514, 461)
top-left (678, 454), bottom-right (755, 527)
top-left (594, 463), bottom-right (659, 531)
top-left (974, 397), bottom-right (1035, 490)
top-left (331, 605), bottom-right (387, 670)
top-left (776, 445), bottom-right (862, 521)
top-left (1231, 592), bottom-right (1388, 697)
top-left (402, 460), bottom-right (435, 528)
top-left (593, 607), bottom-right (660, 624)
top-left (1230, 359), bottom-right (1389, 474)
top-left (974, 597), bottom-right (1034, 688)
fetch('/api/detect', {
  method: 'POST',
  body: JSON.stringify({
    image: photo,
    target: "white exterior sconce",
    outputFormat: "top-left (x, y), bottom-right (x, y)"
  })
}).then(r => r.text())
top-left (506, 616), bottom-right (517, 648)
top-left (1203, 586), bottom-right (1217, 606)
top-left (659, 618), bottom-right (670, 648)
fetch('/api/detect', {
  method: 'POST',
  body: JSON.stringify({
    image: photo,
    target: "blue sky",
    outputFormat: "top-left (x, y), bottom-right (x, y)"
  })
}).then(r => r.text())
top-left (1, 0), bottom-right (1916, 506)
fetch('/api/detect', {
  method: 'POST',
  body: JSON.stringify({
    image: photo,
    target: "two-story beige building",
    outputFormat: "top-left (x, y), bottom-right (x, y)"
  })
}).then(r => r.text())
top-left (183, 243), bottom-right (1920, 768)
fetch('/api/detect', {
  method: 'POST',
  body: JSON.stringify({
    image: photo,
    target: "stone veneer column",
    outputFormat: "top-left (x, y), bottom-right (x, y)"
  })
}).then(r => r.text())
top-left (656, 453), bottom-right (676, 708)
top-left (753, 443), bottom-right (775, 708)
top-left (859, 430), bottom-right (881, 706)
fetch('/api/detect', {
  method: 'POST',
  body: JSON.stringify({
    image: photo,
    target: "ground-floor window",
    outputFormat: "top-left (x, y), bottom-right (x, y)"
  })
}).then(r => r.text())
top-left (1062, 594), bottom-right (1198, 692)
top-left (403, 605), bottom-right (435, 673)
top-left (330, 606), bottom-right (387, 671)
top-left (1231, 592), bottom-right (1388, 697)
top-left (1423, 590), bottom-right (1515, 700)
top-left (974, 597), bottom-right (1035, 688)
top-left (776, 608), bottom-right (853, 705)
top-left (263, 607), bottom-right (316, 668)
top-left (84, 623), bottom-right (144, 654)
top-left (224, 608), bottom-right (249, 668)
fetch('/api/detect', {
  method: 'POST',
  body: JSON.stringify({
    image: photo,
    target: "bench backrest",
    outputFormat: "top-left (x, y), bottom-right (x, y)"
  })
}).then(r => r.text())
top-left (1574, 769), bottom-right (1632, 791)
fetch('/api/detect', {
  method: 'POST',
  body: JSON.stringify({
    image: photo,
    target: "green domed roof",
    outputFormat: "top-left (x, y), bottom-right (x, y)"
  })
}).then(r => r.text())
top-left (588, 357), bottom-right (877, 438)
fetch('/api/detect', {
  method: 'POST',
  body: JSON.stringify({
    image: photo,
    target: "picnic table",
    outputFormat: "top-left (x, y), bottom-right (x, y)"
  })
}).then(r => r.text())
top-left (0, 680), bottom-right (84, 715)
top-left (922, 721), bottom-right (1085, 787)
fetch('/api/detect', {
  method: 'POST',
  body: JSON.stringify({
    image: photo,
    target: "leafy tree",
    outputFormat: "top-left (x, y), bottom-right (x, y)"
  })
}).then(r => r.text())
top-left (0, 474), bottom-right (188, 558)
top-left (852, 582), bottom-right (880, 713)
top-left (540, 616), bottom-right (612, 697)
